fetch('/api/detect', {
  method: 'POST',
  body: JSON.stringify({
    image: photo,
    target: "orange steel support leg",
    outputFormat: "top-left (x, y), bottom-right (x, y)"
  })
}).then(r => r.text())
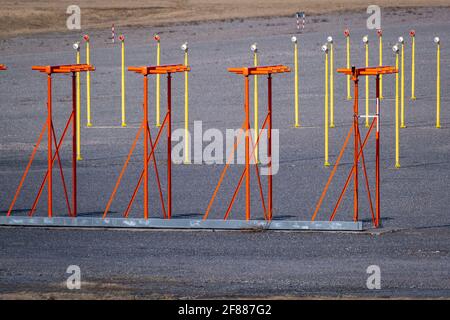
top-left (144, 75), bottom-right (149, 219)
top-left (167, 73), bottom-right (172, 219)
top-left (244, 75), bottom-right (250, 221)
top-left (47, 75), bottom-right (53, 218)
top-left (353, 76), bottom-right (359, 222)
top-left (375, 75), bottom-right (381, 227)
top-left (267, 74), bottom-right (273, 220)
top-left (72, 73), bottom-right (77, 217)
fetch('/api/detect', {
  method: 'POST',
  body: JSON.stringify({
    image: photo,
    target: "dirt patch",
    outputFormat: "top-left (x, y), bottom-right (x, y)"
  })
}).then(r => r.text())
top-left (1, 0), bottom-right (449, 38)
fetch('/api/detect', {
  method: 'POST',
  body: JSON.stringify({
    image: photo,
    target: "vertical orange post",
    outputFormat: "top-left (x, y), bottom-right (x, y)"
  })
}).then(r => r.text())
top-left (143, 75), bottom-right (149, 219)
top-left (167, 73), bottom-right (172, 219)
top-left (244, 75), bottom-right (251, 221)
top-left (47, 75), bottom-right (53, 217)
top-left (72, 73), bottom-right (77, 217)
top-left (353, 69), bottom-right (359, 222)
top-left (375, 74), bottom-right (380, 227)
top-left (267, 74), bottom-right (273, 220)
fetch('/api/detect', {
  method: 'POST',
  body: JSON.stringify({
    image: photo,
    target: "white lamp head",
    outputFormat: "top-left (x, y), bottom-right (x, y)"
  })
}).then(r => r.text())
top-left (181, 42), bottom-right (188, 52)
top-left (398, 36), bottom-right (404, 44)
top-left (321, 44), bottom-right (328, 53)
top-left (250, 43), bottom-right (258, 53)
top-left (73, 42), bottom-right (80, 51)
top-left (362, 35), bottom-right (369, 44)
top-left (327, 36), bottom-right (333, 43)
top-left (434, 36), bottom-right (440, 44)
top-left (392, 44), bottom-right (399, 54)
top-left (291, 36), bottom-right (297, 43)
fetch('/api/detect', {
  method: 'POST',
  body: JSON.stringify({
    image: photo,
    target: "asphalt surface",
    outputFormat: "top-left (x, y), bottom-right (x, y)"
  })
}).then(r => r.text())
top-left (0, 7), bottom-right (449, 298)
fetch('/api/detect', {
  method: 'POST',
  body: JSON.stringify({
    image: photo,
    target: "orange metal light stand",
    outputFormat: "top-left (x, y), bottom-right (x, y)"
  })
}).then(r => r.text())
top-left (0, 64), bottom-right (6, 71)
top-left (203, 65), bottom-right (290, 221)
top-left (7, 64), bottom-right (95, 218)
top-left (103, 64), bottom-right (190, 220)
top-left (311, 66), bottom-right (397, 228)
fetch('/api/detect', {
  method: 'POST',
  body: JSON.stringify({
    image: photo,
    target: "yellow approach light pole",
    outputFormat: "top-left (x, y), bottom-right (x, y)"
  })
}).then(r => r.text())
top-left (322, 44), bottom-right (330, 167)
top-left (181, 42), bottom-right (190, 164)
top-left (363, 35), bottom-right (369, 127)
top-left (73, 42), bottom-right (82, 161)
top-left (398, 36), bottom-right (406, 128)
top-left (410, 30), bottom-right (416, 100)
top-left (435, 37), bottom-right (441, 128)
top-left (292, 36), bottom-right (300, 127)
top-left (83, 35), bottom-right (92, 127)
top-left (119, 35), bottom-right (126, 127)
top-left (344, 29), bottom-right (352, 100)
top-left (327, 36), bottom-right (334, 128)
top-left (251, 43), bottom-right (259, 163)
top-left (393, 44), bottom-right (401, 168)
top-left (155, 34), bottom-right (161, 127)
top-left (377, 29), bottom-right (384, 99)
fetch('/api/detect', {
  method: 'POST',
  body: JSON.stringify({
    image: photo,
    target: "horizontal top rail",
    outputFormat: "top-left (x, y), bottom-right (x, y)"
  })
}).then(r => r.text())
top-left (228, 65), bottom-right (290, 76)
top-left (337, 66), bottom-right (397, 77)
top-left (32, 64), bottom-right (95, 74)
top-left (128, 64), bottom-right (190, 75)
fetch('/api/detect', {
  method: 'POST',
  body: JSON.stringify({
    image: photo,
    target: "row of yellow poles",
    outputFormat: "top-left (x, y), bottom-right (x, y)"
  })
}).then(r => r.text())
top-left (73, 33), bottom-right (441, 167)
top-left (321, 31), bottom-right (441, 169)
top-left (73, 34), bottom-right (191, 162)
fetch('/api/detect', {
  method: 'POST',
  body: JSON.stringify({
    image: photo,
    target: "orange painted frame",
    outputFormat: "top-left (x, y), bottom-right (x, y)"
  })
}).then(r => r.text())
top-left (312, 66), bottom-right (397, 228)
top-left (204, 65), bottom-right (290, 221)
top-left (103, 64), bottom-right (190, 220)
top-left (7, 64), bottom-right (95, 218)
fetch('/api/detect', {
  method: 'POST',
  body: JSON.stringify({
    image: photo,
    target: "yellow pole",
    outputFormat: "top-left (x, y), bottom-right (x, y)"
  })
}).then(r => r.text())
top-left (410, 31), bottom-right (416, 100)
top-left (323, 44), bottom-right (330, 167)
top-left (436, 37), bottom-right (441, 128)
top-left (400, 38), bottom-right (406, 128)
top-left (120, 35), bottom-right (126, 127)
top-left (84, 35), bottom-right (92, 127)
top-left (378, 31), bottom-right (384, 99)
top-left (292, 36), bottom-right (300, 127)
top-left (75, 43), bottom-right (82, 161)
top-left (155, 35), bottom-right (161, 127)
top-left (251, 43), bottom-right (259, 163)
top-left (183, 43), bottom-right (190, 163)
top-left (394, 47), bottom-right (400, 168)
top-left (345, 30), bottom-right (352, 100)
top-left (328, 37), bottom-right (334, 128)
top-left (364, 36), bottom-right (369, 127)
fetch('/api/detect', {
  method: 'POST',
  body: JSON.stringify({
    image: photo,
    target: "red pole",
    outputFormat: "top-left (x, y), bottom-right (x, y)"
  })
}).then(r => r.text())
top-left (144, 75), bottom-right (149, 219)
top-left (353, 71), bottom-right (359, 222)
top-left (47, 74), bottom-right (53, 218)
top-left (245, 74), bottom-right (250, 221)
top-left (375, 74), bottom-right (381, 227)
top-left (167, 73), bottom-right (172, 219)
top-left (267, 74), bottom-right (273, 221)
top-left (72, 73), bottom-right (77, 217)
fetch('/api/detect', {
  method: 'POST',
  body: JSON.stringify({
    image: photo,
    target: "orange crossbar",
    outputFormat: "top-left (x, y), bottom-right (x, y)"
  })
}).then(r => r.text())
top-left (128, 64), bottom-right (189, 75)
top-left (337, 66), bottom-right (397, 77)
top-left (228, 65), bottom-right (290, 76)
top-left (32, 64), bottom-right (95, 74)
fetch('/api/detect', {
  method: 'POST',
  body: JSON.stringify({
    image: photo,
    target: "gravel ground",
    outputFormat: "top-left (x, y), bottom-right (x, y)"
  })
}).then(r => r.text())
top-left (0, 7), bottom-right (449, 298)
